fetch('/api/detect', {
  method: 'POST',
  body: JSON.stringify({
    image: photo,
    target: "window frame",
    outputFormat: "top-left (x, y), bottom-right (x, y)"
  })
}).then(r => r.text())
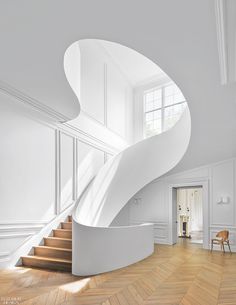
top-left (143, 82), bottom-right (186, 138)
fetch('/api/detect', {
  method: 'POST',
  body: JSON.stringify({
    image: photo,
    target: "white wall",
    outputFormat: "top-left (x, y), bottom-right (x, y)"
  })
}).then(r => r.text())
top-left (0, 96), bottom-right (56, 224)
top-left (0, 53), bottom-right (134, 265)
top-left (0, 95), bottom-right (109, 266)
top-left (77, 141), bottom-right (105, 197)
top-left (66, 40), bottom-right (134, 148)
top-left (113, 158), bottom-right (236, 250)
top-left (79, 41), bottom-right (105, 124)
top-left (0, 94), bottom-right (58, 264)
top-left (0, 38), bottom-right (136, 267)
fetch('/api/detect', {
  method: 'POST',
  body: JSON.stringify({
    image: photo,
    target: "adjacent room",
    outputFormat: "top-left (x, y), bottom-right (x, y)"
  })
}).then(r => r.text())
top-left (177, 187), bottom-right (203, 244)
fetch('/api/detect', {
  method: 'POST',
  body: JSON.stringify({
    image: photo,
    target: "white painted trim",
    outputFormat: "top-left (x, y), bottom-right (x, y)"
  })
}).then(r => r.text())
top-left (73, 138), bottom-right (78, 201)
top-left (0, 226), bottom-right (44, 233)
top-left (59, 131), bottom-right (75, 212)
top-left (211, 223), bottom-right (236, 227)
top-left (0, 232), bottom-right (38, 239)
top-left (0, 220), bottom-right (49, 225)
top-left (0, 220), bottom-right (52, 239)
top-left (63, 121), bottom-right (120, 155)
top-left (129, 220), bottom-right (169, 244)
top-left (0, 80), bottom-right (69, 122)
top-left (134, 74), bottom-right (170, 89)
top-left (162, 156), bottom-right (236, 183)
top-left (215, 0), bottom-right (228, 85)
top-left (0, 80), bottom-right (123, 156)
top-left (104, 63), bottom-right (108, 127)
top-left (0, 252), bottom-right (11, 259)
top-left (233, 159), bottom-right (236, 225)
top-left (55, 129), bottom-right (60, 215)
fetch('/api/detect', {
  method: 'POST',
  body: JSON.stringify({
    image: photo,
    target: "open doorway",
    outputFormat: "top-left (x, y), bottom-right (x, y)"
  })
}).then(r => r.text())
top-left (176, 187), bottom-right (203, 245)
top-left (170, 181), bottom-right (209, 249)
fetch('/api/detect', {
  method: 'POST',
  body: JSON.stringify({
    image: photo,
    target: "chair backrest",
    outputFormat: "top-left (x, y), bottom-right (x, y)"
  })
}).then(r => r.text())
top-left (216, 230), bottom-right (229, 241)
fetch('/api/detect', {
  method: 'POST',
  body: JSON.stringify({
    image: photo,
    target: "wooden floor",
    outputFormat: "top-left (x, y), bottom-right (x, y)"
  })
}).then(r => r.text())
top-left (1, 242), bottom-right (235, 305)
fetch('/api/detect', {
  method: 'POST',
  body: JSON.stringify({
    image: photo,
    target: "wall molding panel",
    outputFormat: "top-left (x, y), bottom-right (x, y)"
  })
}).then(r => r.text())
top-left (55, 129), bottom-right (61, 215)
top-left (63, 121), bottom-right (120, 155)
top-left (119, 157), bottom-right (236, 251)
top-left (59, 132), bottom-right (75, 212)
top-left (0, 223), bottom-right (47, 239)
top-left (0, 90), bottom-right (118, 268)
top-left (130, 221), bottom-right (169, 244)
top-left (210, 226), bottom-right (236, 251)
top-left (0, 80), bottom-right (69, 122)
top-left (0, 80), bottom-right (125, 157)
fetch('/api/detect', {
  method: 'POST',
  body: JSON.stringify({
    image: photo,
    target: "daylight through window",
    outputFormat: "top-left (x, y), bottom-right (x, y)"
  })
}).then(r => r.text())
top-left (144, 83), bottom-right (187, 137)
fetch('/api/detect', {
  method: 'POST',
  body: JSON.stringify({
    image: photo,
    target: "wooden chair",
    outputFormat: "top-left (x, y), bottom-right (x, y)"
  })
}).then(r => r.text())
top-left (211, 230), bottom-right (231, 253)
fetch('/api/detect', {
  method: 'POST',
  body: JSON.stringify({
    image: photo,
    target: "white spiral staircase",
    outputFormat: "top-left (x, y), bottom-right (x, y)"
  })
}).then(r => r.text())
top-left (72, 107), bottom-right (191, 276)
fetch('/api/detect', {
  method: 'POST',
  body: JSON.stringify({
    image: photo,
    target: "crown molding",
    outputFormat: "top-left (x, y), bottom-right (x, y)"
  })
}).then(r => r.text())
top-left (134, 74), bottom-right (171, 90)
top-left (215, 0), bottom-right (228, 85)
top-left (0, 80), bottom-right (70, 122)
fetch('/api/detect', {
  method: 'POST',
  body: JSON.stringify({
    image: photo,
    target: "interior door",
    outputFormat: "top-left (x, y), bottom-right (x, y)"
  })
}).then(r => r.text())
top-left (172, 188), bottom-right (178, 244)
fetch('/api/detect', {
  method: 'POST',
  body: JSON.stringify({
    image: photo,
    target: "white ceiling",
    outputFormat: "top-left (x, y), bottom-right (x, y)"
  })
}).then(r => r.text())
top-left (98, 40), bottom-right (168, 87)
top-left (0, 0), bottom-right (236, 172)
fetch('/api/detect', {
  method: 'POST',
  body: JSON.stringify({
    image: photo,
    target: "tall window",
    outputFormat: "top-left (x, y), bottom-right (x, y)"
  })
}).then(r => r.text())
top-left (144, 83), bottom-right (187, 138)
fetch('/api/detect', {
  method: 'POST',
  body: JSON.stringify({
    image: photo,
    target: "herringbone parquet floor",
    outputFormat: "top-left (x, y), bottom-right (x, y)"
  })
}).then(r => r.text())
top-left (1, 242), bottom-right (235, 305)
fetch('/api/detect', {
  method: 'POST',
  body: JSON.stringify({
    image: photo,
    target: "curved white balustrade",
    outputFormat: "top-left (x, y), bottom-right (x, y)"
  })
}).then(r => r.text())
top-left (72, 108), bottom-right (191, 276)
top-left (72, 222), bottom-right (154, 276)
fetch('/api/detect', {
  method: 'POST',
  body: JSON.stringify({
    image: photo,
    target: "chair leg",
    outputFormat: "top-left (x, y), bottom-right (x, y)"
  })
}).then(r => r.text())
top-left (227, 241), bottom-right (232, 253)
top-left (220, 242), bottom-right (223, 253)
top-left (211, 240), bottom-right (213, 252)
top-left (222, 242), bottom-right (225, 253)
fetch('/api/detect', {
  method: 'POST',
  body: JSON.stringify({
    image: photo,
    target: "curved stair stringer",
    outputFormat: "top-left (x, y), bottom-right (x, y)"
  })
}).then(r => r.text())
top-left (72, 108), bottom-right (191, 276)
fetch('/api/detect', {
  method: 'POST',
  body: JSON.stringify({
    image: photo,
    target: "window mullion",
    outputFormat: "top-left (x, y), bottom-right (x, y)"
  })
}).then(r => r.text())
top-left (145, 106), bottom-right (162, 114)
top-left (161, 87), bottom-right (165, 132)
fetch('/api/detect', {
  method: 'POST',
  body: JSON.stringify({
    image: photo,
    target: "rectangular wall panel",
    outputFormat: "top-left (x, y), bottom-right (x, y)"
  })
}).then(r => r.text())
top-left (0, 96), bottom-right (56, 222)
top-left (107, 63), bottom-right (127, 138)
top-left (211, 160), bottom-right (234, 225)
top-left (77, 141), bottom-right (105, 197)
top-left (79, 40), bottom-right (105, 124)
top-left (60, 133), bottom-right (74, 211)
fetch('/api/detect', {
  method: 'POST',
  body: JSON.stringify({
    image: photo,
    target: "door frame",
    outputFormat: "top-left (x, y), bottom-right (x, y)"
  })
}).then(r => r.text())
top-left (168, 179), bottom-right (209, 249)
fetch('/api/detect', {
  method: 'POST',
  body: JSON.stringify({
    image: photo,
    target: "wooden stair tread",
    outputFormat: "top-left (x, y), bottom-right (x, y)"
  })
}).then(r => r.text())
top-left (53, 229), bottom-right (72, 239)
top-left (22, 255), bottom-right (72, 264)
top-left (21, 215), bottom-right (73, 272)
top-left (61, 222), bottom-right (72, 229)
top-left (34, 246), bottom-right (72, 252)
top-left (45, 236), bottom-right (72, 241)
top-left (44, 236), bottom-right (72, 250)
